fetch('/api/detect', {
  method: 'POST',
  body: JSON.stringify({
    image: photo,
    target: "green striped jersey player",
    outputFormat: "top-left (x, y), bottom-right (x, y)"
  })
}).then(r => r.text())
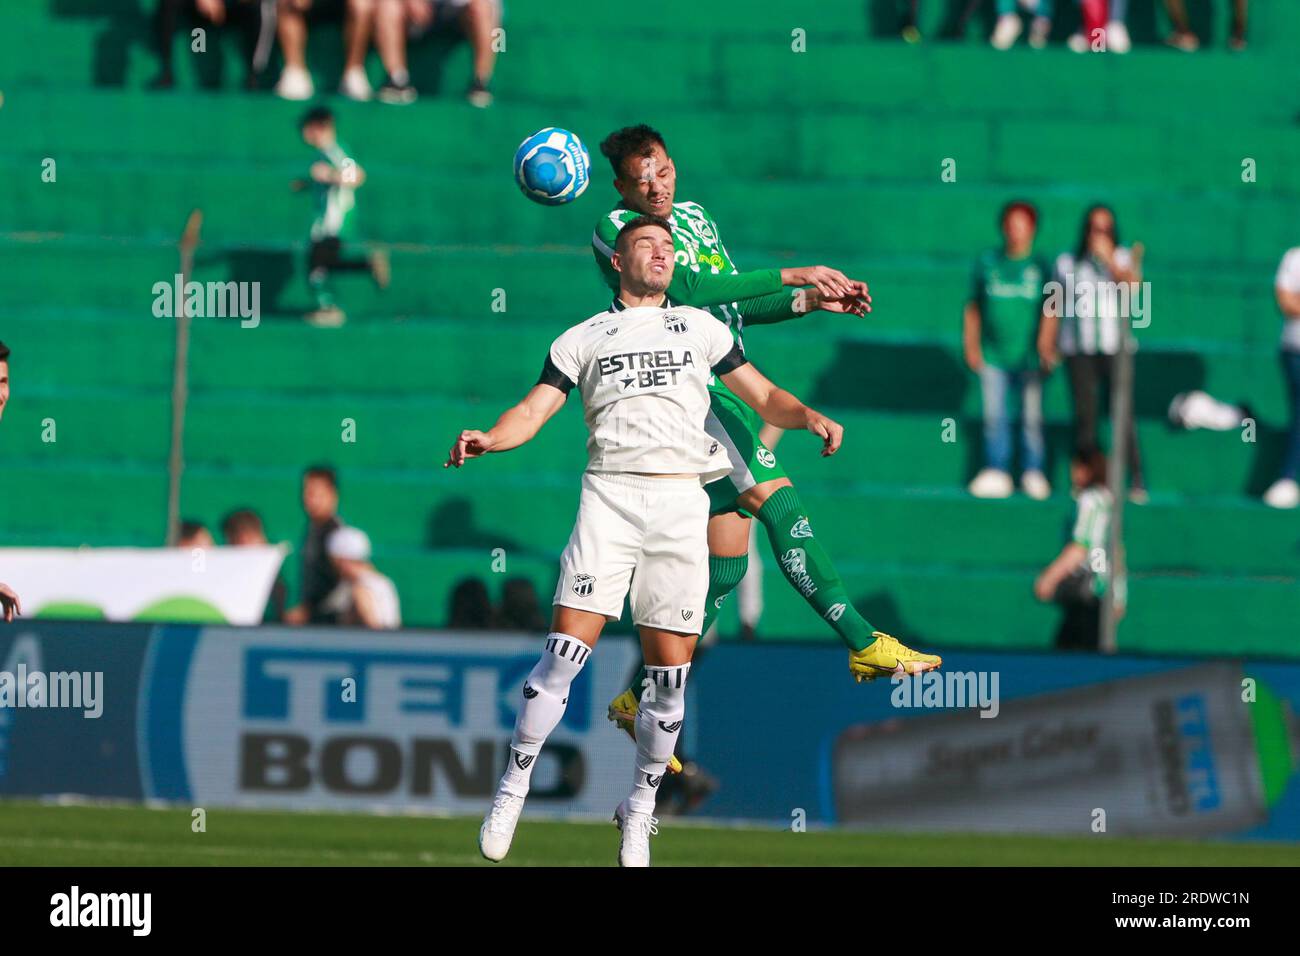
top-left (589, 125), bottom-right (942, 741)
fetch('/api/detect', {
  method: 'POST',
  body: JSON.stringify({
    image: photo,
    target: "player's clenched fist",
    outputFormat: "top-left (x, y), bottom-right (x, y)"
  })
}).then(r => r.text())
top-left (445, 429), bottom-right (497, 468)
top-left (804, 411), bottom-right (843, 457)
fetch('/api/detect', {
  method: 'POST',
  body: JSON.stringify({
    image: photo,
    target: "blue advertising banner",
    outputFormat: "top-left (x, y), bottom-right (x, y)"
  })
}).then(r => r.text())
top-left (3, 622), bottom-right (1299, 842)
top-left (691, 645), bottom-right (1300, 840)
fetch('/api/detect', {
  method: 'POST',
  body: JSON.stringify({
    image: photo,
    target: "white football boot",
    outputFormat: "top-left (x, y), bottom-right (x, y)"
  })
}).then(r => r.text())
top-left (969, 468), bottom-right (1014, 499)
top-left (479, 790), bottom-right (525, 862)
top-left (617, 808), bottom-right (658, 868)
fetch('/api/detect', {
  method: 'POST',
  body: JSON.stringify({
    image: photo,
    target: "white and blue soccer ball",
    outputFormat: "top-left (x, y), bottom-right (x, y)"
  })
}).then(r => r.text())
top-left (513, 127), bottom-right (591, 206)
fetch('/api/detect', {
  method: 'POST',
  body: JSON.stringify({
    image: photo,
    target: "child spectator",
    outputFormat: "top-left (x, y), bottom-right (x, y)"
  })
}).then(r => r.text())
top-left (322, 525), bottom-right (402, 629)
top-left (1034, 446), bottom-right (1115, 651)
top-left (293, 106), bottom-right (389, 326)
top-left (964, 200), bottom-right (1053, 500)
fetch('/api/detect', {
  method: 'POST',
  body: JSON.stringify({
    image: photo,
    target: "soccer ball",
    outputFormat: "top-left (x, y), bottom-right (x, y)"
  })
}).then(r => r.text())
top-left (513, 127), bottom-right (591, 206)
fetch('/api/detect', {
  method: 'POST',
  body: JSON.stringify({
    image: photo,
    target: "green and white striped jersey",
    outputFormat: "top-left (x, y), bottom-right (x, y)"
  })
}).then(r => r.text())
top-left (592, 201), bottom-right (789, 349)
top-left (309, 142), bottom-right (358, 242)
top-left (1070, 486), bottom-right (1114, 596)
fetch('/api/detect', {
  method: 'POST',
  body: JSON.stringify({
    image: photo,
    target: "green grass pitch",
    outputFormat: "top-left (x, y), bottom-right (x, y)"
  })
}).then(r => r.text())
top-left (2, 800), bottom-right (1298, 866)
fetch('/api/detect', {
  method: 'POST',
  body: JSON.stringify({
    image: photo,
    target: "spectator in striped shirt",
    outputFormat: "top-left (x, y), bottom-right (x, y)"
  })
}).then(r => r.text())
top-left (1040, 204), bottom-right (1148, 503)
top-left (1263, 247), bottom-right (1300, 509)
top-left (1034, 446), bottom-right (1115, 651)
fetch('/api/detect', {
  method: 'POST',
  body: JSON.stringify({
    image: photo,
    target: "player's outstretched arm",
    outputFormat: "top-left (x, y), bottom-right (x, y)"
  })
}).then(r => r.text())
top-left (719, 363), bottom-right (842, 457)
top-left (444, 383), bottom-right (567, 468)
top-left (0, 582), bottom-right (21, 622)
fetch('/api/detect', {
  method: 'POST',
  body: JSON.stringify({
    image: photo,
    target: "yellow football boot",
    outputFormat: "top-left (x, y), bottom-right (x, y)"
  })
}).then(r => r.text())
top-left (607, 689), bottom-right (684, 774)
top-left (849, 631), bottom-right (942, 682)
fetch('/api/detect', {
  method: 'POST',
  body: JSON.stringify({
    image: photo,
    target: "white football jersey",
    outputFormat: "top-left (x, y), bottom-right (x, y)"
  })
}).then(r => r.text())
top-left (539, 296), bottom-right (747, 482)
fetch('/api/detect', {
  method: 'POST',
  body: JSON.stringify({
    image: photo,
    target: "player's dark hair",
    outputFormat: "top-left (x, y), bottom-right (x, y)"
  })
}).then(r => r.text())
top-left (304, 464), bottom-right (338, 490)
top-left (221, 508), bottom-right (265, 541)
top-left (178, 519), bottom-right (209, 542)
top-left (1072, 446), bottom-right (1108, 488)
top-left (599, 124), bottom-right (668, 178)
top-left (1000, 199), bottom-right (1038, 230)
top-left (299, 105), bottom-right (334, 129)
top-left (1075, 203), bottom-right (1121, 261)
top-left (615, 214), bottom-right (673, 253)
top-left (0, 340), bottom-right (9, 362)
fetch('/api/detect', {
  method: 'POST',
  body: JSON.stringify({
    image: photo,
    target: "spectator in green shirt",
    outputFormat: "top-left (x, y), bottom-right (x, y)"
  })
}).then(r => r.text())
top-left (964, 200), bottom-right (1052, 500)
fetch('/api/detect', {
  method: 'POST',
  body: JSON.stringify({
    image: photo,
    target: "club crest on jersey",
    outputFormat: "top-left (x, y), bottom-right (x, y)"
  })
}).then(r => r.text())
top-left (663, 313), bottom-right (689, 334)
top-left (572, 573), bottom-right (596, 597)
top-left (790, 517), bottom-right (813, 538)
top-left (757, 448), bottom-right (776, 468)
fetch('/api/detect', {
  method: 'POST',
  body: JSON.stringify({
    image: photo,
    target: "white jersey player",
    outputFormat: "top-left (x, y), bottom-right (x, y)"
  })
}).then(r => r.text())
top-left (445, 215), bottom-right (843, 866)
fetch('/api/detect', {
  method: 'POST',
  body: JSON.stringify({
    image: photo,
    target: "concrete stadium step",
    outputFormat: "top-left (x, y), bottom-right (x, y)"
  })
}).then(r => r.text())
top-left (7, 89), bottom-right (1299, 199)
top-left (3, 240), bottom-right (1289, 363)
top-left (9, 153), bottom-right (1297, 267)
top-left (373, 547), bottom-right (1297, 657)
top-left (171, 467), bottom-right (1300, 575)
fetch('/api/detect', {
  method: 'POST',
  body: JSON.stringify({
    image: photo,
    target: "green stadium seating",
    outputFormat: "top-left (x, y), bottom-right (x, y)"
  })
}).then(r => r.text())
top-left (1, 0), bottom-right (1296, 656)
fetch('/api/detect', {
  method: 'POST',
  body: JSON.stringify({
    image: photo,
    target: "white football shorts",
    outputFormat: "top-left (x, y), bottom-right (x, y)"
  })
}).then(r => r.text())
top-left (552, 471), bottom-right (709, 634)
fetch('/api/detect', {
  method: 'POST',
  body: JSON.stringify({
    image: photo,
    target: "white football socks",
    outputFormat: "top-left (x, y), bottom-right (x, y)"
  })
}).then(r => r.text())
top-left (499, 632), bottom-right (592, 797)
top-left (628, 663), bottom-right (690, 815)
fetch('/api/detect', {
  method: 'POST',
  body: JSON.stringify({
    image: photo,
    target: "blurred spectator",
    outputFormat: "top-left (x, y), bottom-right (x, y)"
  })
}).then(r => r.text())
top-left (177, 519), bottom-right (215, 549)
top-left (371, 0), bottom-right (499, 106)
top-left (0, 340), bottom-right (18, 623)
top-left (0, 339), bottom-right (8, 424)
top-left (293, 106), bottom-right (389, 326)
top-left (1067, 0), bottom-right (1130, 53)
top-left (1164, 0), bottom-right (1247, 51)
top-left (1034, 446), bottom-right (1114, 651)
top-left (495, 577), bottom-right (545, 631)
top-left (151, 0), bottom-right (271, 90)
top-left (991, 0), bottom-right (1053, 50)
top-left (965, 200), bottom-right (1052, 500)
top-left (448, 577), bottom-right (492, 629)
top-left (1263, 246), bottom-right (1300, 509)
top-left (321, 525), bottom-right (402, 628)
top-left (897, 0), bottom-right (922, 43)
top-left (274, 0), bottom-right (353, 99)
top-left (284, 465), bottom-right (343, 624)
top-left (221, 507), bottom-right (289, 621)
top-left (339, 0), bottom-right (379, 100)
top-left (1039, 204), bottom-right (1147, 503)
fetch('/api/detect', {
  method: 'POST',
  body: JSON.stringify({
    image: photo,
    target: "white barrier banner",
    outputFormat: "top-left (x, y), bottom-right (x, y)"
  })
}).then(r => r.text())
top-left (0, 546), bottom-right (287, 625)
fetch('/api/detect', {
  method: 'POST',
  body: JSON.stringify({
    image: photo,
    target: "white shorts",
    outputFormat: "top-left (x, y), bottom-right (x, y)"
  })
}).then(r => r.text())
top-left (552, 472), bottom-right (710, 634)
